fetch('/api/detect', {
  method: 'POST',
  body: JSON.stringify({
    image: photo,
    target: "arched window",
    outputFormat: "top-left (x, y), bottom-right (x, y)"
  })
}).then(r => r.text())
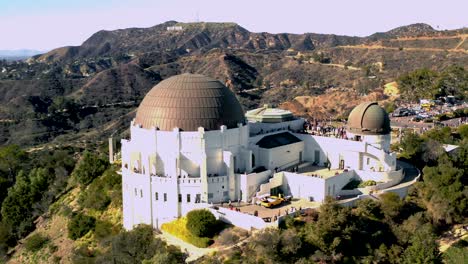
top-left (251, 153), bottom-right (256, 168)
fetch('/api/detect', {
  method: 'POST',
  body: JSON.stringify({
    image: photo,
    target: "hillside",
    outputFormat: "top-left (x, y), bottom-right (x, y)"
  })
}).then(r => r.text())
top-left (0, 21), bottom-right (466, 147)
top-left (2, 126), bottom-right (467, 263)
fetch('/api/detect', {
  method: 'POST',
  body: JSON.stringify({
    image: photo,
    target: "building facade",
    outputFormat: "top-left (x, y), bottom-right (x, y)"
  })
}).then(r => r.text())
top-left (121, 74), bottom-right (402, 230)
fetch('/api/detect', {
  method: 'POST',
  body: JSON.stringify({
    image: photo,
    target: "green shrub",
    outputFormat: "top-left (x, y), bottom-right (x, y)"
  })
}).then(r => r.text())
top-left (101, 167), bottom-right (122, 190)
top-left (186, 209), bottom-right (216, 238)
top-left (94, 220), bottom-right (113, 239)
top-left (78, 183), bottom-right (111, 211)
top-left (218, 229), bottom-right (240, 246)
top-left (68, 213), bottom-right (96, 240)
top-left (48, 243), bottom-right (58, 253)
top-left (161, 218), bottom-right (212, 248)
top-left (73, 151), bottom-right (108, 186)
top-left (24, 233), bottom-right (48, 252)
top-left (358, 180), bottom-right (377, 187)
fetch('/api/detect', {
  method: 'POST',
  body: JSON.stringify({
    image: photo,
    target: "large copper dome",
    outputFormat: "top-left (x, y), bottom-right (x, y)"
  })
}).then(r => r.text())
top-left (134, 74), bottom-right (245, 131)
top-left (347, 102), bottom-right (391, 135)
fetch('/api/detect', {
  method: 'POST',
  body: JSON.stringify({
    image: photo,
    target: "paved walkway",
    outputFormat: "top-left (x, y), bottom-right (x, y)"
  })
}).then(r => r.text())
top-left (158, 230), bottom-right (254, 263)
top-left (338, 160), bottom-right (420, 203)
top-left (158, 231), bottom-right (216, 262)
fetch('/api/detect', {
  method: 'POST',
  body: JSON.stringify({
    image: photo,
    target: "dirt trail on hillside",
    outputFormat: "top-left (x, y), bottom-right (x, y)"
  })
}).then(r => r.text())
top-left (337, 45), bottom-right (468, 54)
top-left (388, 34), bottom-right (467, 41)
top-left (454, 35), bottom-right (467, 49)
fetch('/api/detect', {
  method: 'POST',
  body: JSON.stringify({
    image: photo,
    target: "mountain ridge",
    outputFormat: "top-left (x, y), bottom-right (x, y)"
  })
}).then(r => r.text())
top-left (0, 21), bottom-right (466, 147)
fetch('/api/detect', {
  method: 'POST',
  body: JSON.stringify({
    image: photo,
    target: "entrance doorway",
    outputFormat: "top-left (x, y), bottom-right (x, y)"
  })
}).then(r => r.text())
top-left (314, 150), bottom-right (320, 164)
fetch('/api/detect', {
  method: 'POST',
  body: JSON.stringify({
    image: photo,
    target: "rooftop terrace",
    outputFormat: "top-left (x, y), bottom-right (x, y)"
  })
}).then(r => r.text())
top-left (296, 165), bottom-right (349, 179)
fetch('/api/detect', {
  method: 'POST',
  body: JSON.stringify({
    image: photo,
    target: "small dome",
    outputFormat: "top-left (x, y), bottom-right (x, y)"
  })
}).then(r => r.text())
top-left (347, 102), bottom-right (391, 135)
top-left (134, 74), bottom-right (245, 131)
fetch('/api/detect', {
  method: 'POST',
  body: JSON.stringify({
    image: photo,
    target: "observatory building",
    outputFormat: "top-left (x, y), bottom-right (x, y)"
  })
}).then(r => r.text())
top-left (121, 74), bottom-right (402, 230)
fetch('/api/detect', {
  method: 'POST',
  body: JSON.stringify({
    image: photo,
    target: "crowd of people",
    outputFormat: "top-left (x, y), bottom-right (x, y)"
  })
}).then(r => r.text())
top-left (303, 119), bottom-right (348, 139)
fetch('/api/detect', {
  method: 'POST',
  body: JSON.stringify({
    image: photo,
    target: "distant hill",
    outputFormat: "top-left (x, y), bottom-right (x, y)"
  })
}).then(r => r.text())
top-left (0, 49), bottom-right (45, 60)
top-left (34, 21), bottom-right (361, 63)
top-left (0, 21), bottom-right (466, 147)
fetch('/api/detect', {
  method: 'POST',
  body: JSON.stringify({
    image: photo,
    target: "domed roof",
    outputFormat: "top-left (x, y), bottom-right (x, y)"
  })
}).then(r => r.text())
top-left (134, 73), bottom-right (245, 131)
top-left (347, 102), bottom-right (391, 135)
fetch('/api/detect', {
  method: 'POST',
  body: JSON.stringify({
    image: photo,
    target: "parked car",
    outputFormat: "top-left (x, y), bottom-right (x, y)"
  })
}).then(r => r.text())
top-left (257, 196), bottom-right (284, 208)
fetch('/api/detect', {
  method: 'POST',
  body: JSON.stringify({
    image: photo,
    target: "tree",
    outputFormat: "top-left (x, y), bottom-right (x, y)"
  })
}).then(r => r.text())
top-left (402, 224), bottom-right (441, 263)
top-left (458, 124), bottom-right (468, 140)
top-left (419, 158), bottom-right (467, 225)
top-left (185, 209), bottom-right (216, 237)
top-left (1, 170), bottom-right (38, 236)
top-left (280, 229), bottom-right (302, 256)
top-left (78, 178), bottom-right (111, 211)
top-left (249, 228), bottom-right (282, 263)
top-left (97, 225), bottom-right (186, 264)
top-left (379, 192), bottom-right (403, 221)
top-left (67, 213), bottom-right (96, 240)
top-left (354, 198), bottom-right (383, 219)
top-left (0, 145), bottom-right (28, 181)
top-left (397, 68), bottom-right (439, 101)
top-left (434, 65), bottom-right (468, 100)
top-left (304, 197), bottom-right (355, 255)
top-left (73, 151), bottom-right (108, 186)
top-left (398, 131), bottom-right (425, 166)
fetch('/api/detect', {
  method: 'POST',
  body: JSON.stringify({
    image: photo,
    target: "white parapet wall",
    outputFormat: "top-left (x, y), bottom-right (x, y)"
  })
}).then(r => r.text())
top-left (249, 119), bottom-right (304, 136)
top-left (209, 207), bottom-right (268, 230)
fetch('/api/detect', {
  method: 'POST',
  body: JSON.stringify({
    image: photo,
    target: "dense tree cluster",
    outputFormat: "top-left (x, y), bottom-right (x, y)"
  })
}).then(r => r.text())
top-left (0, 146), bottom-right (76, 259)
top-left (200, 196), bottom-right (441, 264)
top-left (68, 212), bottom-right (96, 240)
top-left (73, 150), bottom-right (109, 186)
top-left (397, 65), bottom-right (467, 101)
top-left (92, 225), bottom-right (186, 264)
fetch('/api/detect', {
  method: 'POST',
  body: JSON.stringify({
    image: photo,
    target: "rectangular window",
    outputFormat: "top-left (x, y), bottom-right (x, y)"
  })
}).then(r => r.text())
top-left (208, 193), bottom-right (213, 199)
top-left (140, 189), bottom-right (143, 198)
top-left (195, 194), bottom-right (201, 203)
top-left (155, 192), bottom-right (158, 201)
top-left (134, 188), bottom-right (137, 196)
top-left (367, 158), bottom-right (370, 165)
top-left (164, 193), bottom-right (167, 202)
top-left (178, 194), bottom-right (182, 203)
top-left (223, 191), bottom-right (228, 197)
top-left (187, 194), bottom-right (191, 203)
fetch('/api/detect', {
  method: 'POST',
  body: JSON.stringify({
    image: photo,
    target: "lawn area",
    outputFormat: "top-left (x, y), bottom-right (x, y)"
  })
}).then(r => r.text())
top-left (161, 217), bottom-right (213, 248)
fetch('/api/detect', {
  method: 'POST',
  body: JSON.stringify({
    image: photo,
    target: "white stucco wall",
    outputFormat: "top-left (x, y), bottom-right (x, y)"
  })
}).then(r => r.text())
top-left (121, 122), bottom-right (250, 230)
top-left (249, 118), bottom-right (304, 136)
top-left (282, 172), bottom-right (326, 202)
top-left (259, 141), bottom-right (305, 171)
top-left (209, 207), bottom-right (268, 230)
top-left (324, 170), bottom-right (355, 197)
top-left (239, 170), bottom-right (272, 202)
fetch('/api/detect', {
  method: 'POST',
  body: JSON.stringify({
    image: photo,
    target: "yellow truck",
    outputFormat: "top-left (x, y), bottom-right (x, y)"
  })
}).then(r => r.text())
top-left (258, 196), bottom-right (284, 208)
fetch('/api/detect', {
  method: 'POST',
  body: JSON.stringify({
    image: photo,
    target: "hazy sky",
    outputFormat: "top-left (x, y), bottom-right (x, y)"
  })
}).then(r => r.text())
top-left (1, 0), bottom-right (467, 50)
